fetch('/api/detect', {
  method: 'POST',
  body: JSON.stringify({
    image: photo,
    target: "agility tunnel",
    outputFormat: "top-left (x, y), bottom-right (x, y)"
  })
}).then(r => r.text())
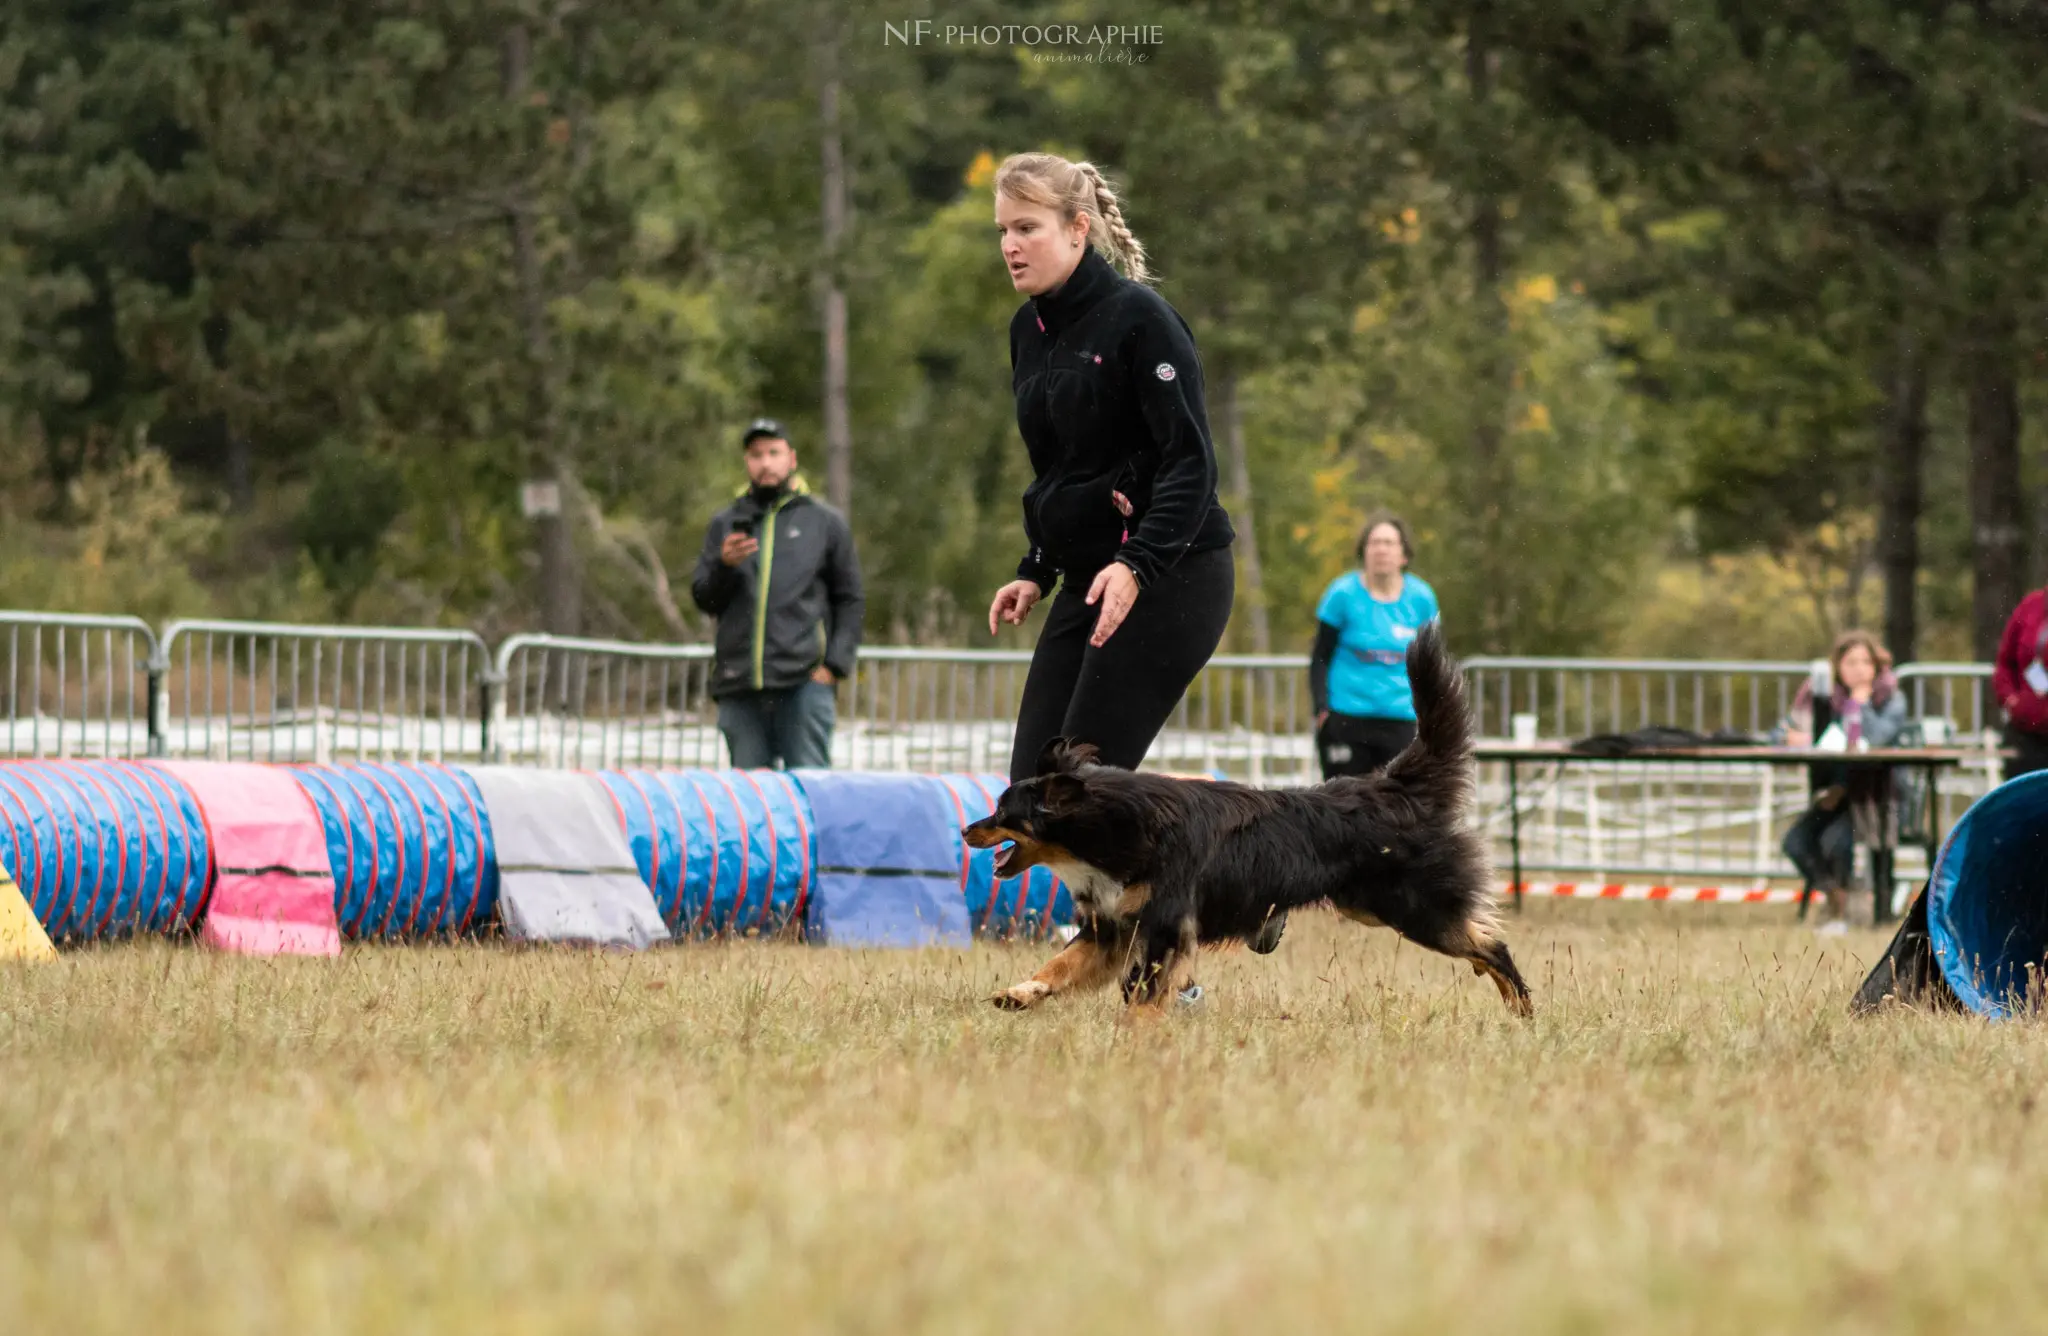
top-left (0, 760), bottom-right (211, 941)
top-left (0, 759), bottom-right (1070, 952)
top-left (595, 770), bottom-right (1065, 945)
top-left (1857, 770), bottom-right (2048, 1017)
top-left (597, 769), bottom-right (812, 938)
top-left (292, 764), bottom-right (499, 939)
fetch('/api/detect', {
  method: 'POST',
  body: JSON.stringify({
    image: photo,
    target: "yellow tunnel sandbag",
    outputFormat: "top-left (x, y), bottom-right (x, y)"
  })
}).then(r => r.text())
top-left (0, 863), bottom-right (56, 962)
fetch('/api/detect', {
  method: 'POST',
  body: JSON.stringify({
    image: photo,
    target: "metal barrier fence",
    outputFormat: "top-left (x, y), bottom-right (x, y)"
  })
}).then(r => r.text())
top-left (0, 606), bottom-right (2019, 905)
top-left (1897, 663), bottom-right (1996, 737)
top-left (1466, 657), bottom-right (1808, 740)
top-left (1463, 657), bottom-right (1998, 742)
top-left (1476, 753), bottom-right (2001, 904)
top-left (844, 648), bottom-right (1318, 779)
top-left (481, 640), bottom-right (1329, 777)
top-left (1457, 659), bottom-right (2000, 901)
top-left (474, 640), bottom-right (2008, 906)
top-left (156, 620), bottom-right (493, 763)
top-left (0, 611), bottom-right (158, 758)
top-left (490, 635), bottom-right (720, 769)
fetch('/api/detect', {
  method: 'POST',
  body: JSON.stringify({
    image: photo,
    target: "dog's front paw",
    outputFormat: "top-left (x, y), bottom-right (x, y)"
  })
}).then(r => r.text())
top-left (990, 980), bottom-right (1052, 1011)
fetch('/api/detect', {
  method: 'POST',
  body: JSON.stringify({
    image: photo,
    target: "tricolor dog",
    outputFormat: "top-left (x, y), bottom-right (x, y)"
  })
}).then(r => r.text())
top-left (963, 623), bottom-right (1532, 1018)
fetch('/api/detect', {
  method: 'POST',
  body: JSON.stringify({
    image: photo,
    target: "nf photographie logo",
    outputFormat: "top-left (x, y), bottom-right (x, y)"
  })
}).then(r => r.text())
top-left (883, 19), bottom-right (1163, 59)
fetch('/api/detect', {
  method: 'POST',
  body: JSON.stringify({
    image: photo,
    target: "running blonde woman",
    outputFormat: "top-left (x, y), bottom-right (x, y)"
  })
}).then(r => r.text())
top-left (985, 153), bottom-right (1237, 788)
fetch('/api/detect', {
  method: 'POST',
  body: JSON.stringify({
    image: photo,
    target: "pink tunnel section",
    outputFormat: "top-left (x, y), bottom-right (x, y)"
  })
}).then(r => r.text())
top-left (150, 761), bottom-right (340, 957)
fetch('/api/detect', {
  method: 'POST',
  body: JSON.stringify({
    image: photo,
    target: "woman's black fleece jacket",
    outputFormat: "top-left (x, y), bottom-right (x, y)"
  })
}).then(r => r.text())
top-left (1009, 246), bottom-right (1235, 594)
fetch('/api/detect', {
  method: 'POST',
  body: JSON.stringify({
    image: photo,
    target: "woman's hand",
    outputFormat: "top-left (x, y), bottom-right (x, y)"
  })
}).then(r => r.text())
top-left (1085, 562), bottom-right (1139, 647)
top-left (1784, 728), bottom-right (1812, 747)
top-left (988, 580), bottom-right (1043, 635)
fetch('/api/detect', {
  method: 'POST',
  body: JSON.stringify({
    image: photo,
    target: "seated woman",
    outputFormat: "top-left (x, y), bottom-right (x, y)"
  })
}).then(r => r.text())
top-left (1772, 629), bottom-right (1908, 933)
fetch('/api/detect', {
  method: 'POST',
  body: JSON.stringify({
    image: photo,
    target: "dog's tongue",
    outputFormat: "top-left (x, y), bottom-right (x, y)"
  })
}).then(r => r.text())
top-left (994, 845), bottom-right (1015, 874)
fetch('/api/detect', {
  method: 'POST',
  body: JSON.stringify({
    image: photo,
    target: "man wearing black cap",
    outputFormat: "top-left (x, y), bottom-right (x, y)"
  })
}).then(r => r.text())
top-left (690, 419), bottom-right (864, 769)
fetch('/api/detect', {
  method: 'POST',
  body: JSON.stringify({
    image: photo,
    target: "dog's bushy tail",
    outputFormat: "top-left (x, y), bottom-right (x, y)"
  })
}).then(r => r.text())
top-left (1382, 620), bottom-right (1473, 813)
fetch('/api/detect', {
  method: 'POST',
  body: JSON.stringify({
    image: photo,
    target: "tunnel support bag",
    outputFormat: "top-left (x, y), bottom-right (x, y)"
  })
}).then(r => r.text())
top-left (795, 772), bottom-right (971, 947)
top-left (151, 761), bottom-right (338, 957)
top-left (464, 767), bottom-right (667, 949)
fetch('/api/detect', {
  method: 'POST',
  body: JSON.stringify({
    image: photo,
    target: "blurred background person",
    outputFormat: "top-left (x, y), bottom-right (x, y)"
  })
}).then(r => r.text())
top-left (690, 418), bottom-right (864, 770)
top-left (1773, 629), bottom-right (1906, 932)
top-left (1993, 586), bottom-right (2048, 779)
top-left (1309, 514), bottom-right (1440, 781)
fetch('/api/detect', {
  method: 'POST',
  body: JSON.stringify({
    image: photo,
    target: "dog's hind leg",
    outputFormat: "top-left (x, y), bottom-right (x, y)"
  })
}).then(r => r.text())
top-left (1432, 919), bottom-right (1534, 1019)
top-left (1467, 935), bottom-right (1535, 1018)
top-left (1347, 904), bottom-right (1534, 1019)
top-left (991, 918), bottom-right (1129, 1011)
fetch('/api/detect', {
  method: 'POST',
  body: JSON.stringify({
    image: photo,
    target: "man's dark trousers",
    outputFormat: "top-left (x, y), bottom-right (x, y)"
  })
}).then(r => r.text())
top-left (718, 681), bottom-right (835, 769)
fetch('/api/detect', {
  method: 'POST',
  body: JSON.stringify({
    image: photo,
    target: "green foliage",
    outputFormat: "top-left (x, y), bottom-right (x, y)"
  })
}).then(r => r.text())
top-left (0, 0), bottom-right (2043, 661)
top-left (294, 442), bottom-right (404, 608)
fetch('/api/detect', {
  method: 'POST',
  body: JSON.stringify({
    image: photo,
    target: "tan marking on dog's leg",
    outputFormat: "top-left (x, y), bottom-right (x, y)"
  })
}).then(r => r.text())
top-left (990, 934), bottom-right (1122, 1011)
top-left (1111, 882), bottom-right (1152, 918)
top-left (1458, 924), bottom-right (1534, 1020)
top-left (1475, 961), bottom-right (1535, 1018)
top-left (1436, 917), bottom-right (1534, 1019)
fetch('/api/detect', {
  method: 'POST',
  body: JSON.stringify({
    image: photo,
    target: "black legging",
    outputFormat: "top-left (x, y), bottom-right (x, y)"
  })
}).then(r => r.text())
top-left (1316, 714), bottom-right (1416, 780)
top-left (1008, 546), bottom-right (1235, 782)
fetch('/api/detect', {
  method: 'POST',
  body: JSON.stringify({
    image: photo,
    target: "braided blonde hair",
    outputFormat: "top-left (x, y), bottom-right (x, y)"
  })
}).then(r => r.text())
top-left (994, 152), bottom-right (1151, 284)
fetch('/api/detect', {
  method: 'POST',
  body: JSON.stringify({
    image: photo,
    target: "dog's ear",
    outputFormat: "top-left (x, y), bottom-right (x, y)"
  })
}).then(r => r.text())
top-left (1038, 771), bottom-right (1087, 815)
top-left (1036, 735), bottom-right (1100, 776)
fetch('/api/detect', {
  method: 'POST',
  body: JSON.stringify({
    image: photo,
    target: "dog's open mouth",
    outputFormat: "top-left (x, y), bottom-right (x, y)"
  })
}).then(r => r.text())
top-left (993, 842), bottom-right (1018, 875)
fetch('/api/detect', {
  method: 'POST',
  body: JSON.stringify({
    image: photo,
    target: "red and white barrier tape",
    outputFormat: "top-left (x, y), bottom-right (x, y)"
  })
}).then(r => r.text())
top-left (1500, 882), bottom-right (1804, 905)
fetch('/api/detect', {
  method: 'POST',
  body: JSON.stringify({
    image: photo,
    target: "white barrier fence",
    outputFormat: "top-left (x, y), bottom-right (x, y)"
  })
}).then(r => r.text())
top-left (0, 612), bottom-right (2010, 902)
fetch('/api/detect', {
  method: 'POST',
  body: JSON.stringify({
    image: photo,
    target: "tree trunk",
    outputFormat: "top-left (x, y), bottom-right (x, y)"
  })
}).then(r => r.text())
top-left (1967, 312), bottom-right (2024, 660)
top-left (818, 36), bottom-right (853, 517)
top-left (1875, 320), bottom-right (1926, 662)
top-left (504, 24), bottom-right (579, 637)
top-left (1217, 367), bottom-right (1270, 653)
top-left (225, 427), bottom-right (253, 513)
top-left (1466, 6), bottom-right (1511, 653)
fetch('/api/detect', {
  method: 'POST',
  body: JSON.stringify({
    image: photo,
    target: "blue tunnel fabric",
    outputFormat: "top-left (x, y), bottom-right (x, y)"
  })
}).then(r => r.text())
top-left (290, 764), bottom-right (498, 938)
top-left (594, 770), bottom-right (811, 937)
top-left (114, 763), bottom-right (213, 933)
top-left (935, 774), bottom-right (1071, 939)
top-left (0, 759), bottom-right (1082, 947)
top-left (795, 771), bottom-right (971, 947)
top-left (1927, 769), bottom-right (2048, 1017)
top-left (0, 761), bottom-right (210, 940)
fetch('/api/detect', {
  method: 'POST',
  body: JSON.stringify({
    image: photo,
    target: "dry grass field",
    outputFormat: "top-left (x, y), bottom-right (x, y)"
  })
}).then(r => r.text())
top-left (4, 903), bottom-right (2047, 1334)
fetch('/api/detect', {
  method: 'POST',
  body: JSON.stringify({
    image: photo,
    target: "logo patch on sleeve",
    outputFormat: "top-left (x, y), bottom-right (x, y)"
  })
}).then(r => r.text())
top-left (1154, 362), bottom-right (1176, 382)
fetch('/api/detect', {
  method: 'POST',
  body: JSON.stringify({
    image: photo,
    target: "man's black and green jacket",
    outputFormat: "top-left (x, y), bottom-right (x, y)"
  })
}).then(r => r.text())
top-left (689, 476), bottom-right (864, 699)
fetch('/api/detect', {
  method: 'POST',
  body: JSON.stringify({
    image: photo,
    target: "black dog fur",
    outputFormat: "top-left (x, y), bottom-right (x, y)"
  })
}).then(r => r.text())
top-left (962, 622), bottom-right (1533, 1017)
